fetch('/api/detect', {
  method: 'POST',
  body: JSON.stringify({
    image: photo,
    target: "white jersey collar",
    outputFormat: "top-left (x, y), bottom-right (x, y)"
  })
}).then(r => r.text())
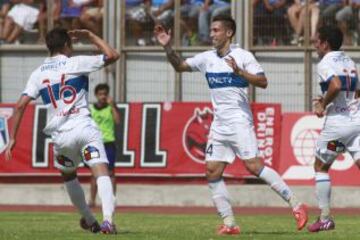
top-left (44, 54), bottom-right (69, 63)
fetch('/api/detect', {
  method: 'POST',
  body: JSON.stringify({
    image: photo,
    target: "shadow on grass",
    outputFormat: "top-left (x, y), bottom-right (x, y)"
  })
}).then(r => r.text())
top-left (243, 230), bottom-right (300, 235)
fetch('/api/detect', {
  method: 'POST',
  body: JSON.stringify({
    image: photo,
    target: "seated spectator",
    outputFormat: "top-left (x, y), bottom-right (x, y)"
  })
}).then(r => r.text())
top-left (318, 0), bottom-right (343, 26)
top-left (80, 0), bottom-right (103, 36)
top-left (0, 0), bottom-right (46, 44)
top-left (126, 0), bottom-right (173, 46)
top-left (350, 0), bottom-right (360, 45)
top-left (198, 0), bottom-right (230, 44)
top-left (287, 0), bottom-right (319, 45)
top-left (125, 0), bottom-right (149, 45)
top-left (0, 0), bottom-right (11, 39)
top-left (53, 0), bottom-right (94, 31)
top-left (179, 0), bottom-right (204, 46)
top-left (253, 0), bottom-right (289, 46)
top-left (336, 0), bottom-right (360, 45)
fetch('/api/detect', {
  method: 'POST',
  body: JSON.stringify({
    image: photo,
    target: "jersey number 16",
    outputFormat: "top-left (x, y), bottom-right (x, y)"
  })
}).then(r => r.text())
top-left (42, 74), bottom-right (77, 108)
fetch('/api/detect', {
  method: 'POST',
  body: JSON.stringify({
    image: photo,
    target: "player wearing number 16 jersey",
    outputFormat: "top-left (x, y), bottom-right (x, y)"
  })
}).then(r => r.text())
top-left (5, 28), bottom-right (120, 234)
top-left (308, 26), bottom-right (360, 232)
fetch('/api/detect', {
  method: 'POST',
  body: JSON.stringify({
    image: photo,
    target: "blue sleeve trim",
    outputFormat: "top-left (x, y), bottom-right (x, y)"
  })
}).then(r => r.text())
top-left (325, 74), bottom-right (335, 82)
top-left (21, 93), bottom-right (35, 100)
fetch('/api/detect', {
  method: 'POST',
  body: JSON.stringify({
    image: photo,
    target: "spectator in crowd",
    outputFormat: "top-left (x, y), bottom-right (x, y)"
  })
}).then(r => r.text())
top-left (150, 0), bottom-right (174, 26)
top-left (287, 0), bottom-right (320, 45)
top-left (198, 0), bottom-right (230, 44)
top-left (0, 0), bottom-right (46, 44)
top-left (88, 83), bottom-right (120, 208)
top-left (80, 0), bottom-right (103, 36)
top-left (335, 0), bottom-right (360, 45)
top-left (253, 0), bottom-right (289, 45)
top-left (54, 0), bottom-right (95, 31)
top-left (179, 0), bottom-right (204, 46)
top-left (0, 0), bottom-right (11, 39)
top-left (54, 0), bottom-right (82, 31)
top-left (125, 0), bottom-right (149, 45)
top-left (318, 0), bottom-right (343, 26)
top-left (125, 0), bottom-right (173, 46)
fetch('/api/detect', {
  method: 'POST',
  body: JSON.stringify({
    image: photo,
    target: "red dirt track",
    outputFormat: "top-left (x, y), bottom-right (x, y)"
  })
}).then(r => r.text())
top-left (1, 205), bottom-right (360, 216)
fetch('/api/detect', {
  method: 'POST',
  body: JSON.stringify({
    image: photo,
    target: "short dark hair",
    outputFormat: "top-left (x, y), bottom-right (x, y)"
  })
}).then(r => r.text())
top-left (45, 28), bottom-right (72, 55)
top-left (94, 83), bottom-right (110, 94)
top-left (318, 26), bottom-right (343, 51)
top-left (212, 14), bottom-right (236, 38)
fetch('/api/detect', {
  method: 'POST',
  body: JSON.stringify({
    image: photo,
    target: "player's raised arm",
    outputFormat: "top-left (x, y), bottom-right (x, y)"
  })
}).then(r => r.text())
top-left (225, 56), bottom-right (268, 89)
top-left (154, 25), bottom-right (192, 72)
top-left (5, 95), bottom-right (33, 161)
top-left (68, 29), bottom-right (120, 66)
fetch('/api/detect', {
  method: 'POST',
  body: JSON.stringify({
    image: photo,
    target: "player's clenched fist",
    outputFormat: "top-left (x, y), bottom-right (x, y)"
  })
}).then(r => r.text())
top-left (312, 96), bottom-right (325, 118)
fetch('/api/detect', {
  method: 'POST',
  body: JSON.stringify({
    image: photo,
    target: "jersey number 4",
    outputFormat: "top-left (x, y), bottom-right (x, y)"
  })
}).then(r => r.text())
top-left (42, 74), bottom-right (77, 108)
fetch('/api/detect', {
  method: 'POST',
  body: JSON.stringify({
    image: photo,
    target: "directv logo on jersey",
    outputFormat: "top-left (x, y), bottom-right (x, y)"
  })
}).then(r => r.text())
top-left (205, 72), bottom-right (249, 89)
top-left (0, 108), bottom-right (13, 154)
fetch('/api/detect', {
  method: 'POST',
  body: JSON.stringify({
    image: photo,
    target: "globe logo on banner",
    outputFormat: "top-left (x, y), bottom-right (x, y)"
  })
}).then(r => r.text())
top-left (292, 128), bottom-right (319, 166)
top-left (282, 115), bottom-right (354, 180)
top-left (0, 108), bottom-right (13, 154)
top-left (182, 107), bottom-right (213, 164)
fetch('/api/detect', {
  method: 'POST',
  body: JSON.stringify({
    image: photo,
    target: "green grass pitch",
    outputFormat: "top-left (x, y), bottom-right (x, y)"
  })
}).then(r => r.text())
top-left (0, 212), bottom-right (358, 240)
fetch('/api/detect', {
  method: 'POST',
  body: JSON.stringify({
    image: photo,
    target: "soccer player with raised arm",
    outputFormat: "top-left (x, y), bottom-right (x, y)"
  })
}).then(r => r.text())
top-left (154, 15), bottom-right (308, 235)
top-left (308, 26), bottom-right (360, 232)
top-left (5, 28), bottom-right (119, 234)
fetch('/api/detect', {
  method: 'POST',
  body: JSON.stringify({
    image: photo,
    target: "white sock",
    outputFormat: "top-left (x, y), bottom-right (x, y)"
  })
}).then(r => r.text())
top-left (97, 176), bottom-right (115, 223)
top-left (65, 178), bottom-right (96, 225)
top-left (315, 172), bottom-right (331, 220)
top-left (208, 178), bottom-right (236, 227)
top-left (259, 166), bottom-right (299, 208)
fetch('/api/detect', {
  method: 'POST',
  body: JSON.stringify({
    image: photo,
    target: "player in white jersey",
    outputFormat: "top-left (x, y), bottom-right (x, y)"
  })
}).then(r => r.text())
top-left (5, 28), bottom-right (119, 234)
top-left (154, 15), bottom-right (308, 235)
top-left (308, 25), bottom-right (360, 232)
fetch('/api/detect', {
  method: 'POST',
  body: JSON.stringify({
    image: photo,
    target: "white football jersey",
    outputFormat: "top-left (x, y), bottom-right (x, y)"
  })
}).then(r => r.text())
top-left (22, 54), bottom-right (105, 135)
top-left (317, 51), bottom-right (360, 126)
top-left (185, 45), bottom-right (264, 134)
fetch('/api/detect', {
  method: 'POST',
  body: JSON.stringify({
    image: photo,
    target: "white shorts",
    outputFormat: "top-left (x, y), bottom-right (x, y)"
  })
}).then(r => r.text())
top-left (7, 4), bottom-right (39, 31)
top-left (315, 124), bottom-right (360, 164)
top-left (205, 124), bottom-right (259, 163)
top-left (52, 122), bottom-right (108, 174)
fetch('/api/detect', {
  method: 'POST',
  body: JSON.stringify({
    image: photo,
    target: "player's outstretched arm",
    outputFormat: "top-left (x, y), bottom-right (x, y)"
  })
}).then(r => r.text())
top-left (225, 56), bottom-right (268, 89)
top-left (5, 95), bottom-right (32, 161)
top-left (68, 29), bottom-right (120, 66)
top-left (154, 25), bottom-right (192, 72)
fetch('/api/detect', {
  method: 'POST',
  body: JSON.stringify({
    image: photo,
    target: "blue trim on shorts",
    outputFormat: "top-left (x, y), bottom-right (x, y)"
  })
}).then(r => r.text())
top-left (316, 179), bottom-right (331, 183)
top-left (208, 178), bottom-right (223, 183)
top-left (258, 166), bottom-right (266, 177)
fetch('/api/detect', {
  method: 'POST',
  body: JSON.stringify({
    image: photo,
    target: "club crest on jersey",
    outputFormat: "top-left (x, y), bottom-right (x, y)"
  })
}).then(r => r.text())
top-left (182, 107), bottom-right (213, 164)
top-left (56, 155), bottom-right (74, 167)
top-left (83, 146), bottom-right (100, 161)
top-left (0, 108), bottom-right (13, 154)
top-left (327, 140), bottom-right (345, 153)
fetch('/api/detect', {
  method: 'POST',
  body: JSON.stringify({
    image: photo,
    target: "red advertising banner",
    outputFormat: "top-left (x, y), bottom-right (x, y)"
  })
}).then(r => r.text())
top-left (0, 103), bottom-right (281, 178)
top-left (278, 113), bottom-right (360, 186)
